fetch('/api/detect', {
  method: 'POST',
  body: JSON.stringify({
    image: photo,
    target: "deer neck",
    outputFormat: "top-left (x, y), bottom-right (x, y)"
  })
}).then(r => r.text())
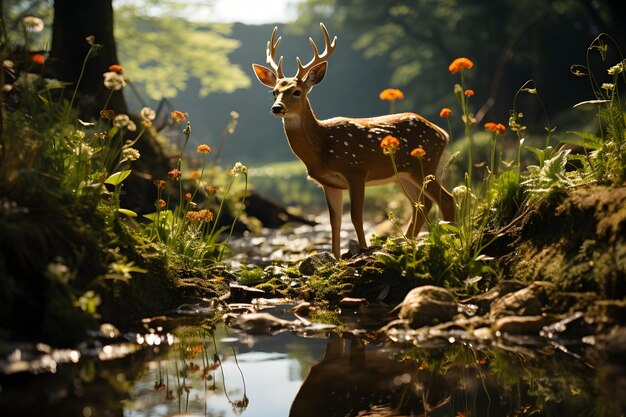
top-left (282, 99), bottom-right (324, 169)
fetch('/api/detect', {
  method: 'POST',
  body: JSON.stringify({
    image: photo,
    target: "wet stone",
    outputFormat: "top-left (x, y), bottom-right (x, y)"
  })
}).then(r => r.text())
top-left (398, 285), bottom-right (458, 328)
top-left (489, 281), bottom-right (556, 318)
top-left (493, 315), bottom-right (558, 335)
top-left (298, 251), bottom-right (337, 275)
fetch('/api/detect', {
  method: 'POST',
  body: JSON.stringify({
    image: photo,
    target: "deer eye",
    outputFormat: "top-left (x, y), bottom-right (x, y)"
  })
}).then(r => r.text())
top-left (292, 90), bottom-right (302, 97)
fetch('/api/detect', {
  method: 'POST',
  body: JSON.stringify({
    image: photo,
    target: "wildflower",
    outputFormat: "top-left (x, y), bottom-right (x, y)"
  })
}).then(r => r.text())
top-left (46, 260), bottom-right (71, 284)
top-left (410, 147), bottom-right (426, 158)
top-left (155, 199), bottom-right (166, 209)
top-left (439, 107), bottom-right (452, 118)
top-left (185, 192), bottom-right (192, 201)
top-left (230, 162), bottom-right (248, 176)
top-left (85, 35), bottom-right (96, 46)
top-left (601, 83), bottom-right (615, 92)
top-left (608, 60), bottom-right (625, 75)
top-left (189, 170), bottom-right (201, 180)
top-left (197, 144), bottom-right (212, 154)
top-left (206, 185), bottom-right (218, 194)
top-left (103, 71), bottom-right (126, 90)
top-left (140, 107), bottom-right (156, 124)
top-left (379, 88), bottom-right (404, 101)
top-left (28, 53), bottom-right (45, 65)
top-left (484, 122), bottom-right (506, 135)
top-left (113, 114), bottom-right (130, 128)
top-left (168, 169), bottom-right (182, 180)
top-left (170, 110), bottom-right (186, 123)
top-left (380, 135), bottom-right (400, 155)
top-left (183, 121), bottom-right (192, 136)
top-left (153, 179), bottom-right (166, 189)
top-left (100, 109), bottom-right (115, 120)
top-left (196, 209), bottom-right (213, 221)
top-left (448, 57), bottom-right (474, 74)
top-left (22, 16), bottom-right (44, 33)
top-left (464, 89), bottom-right (475, 97)
top-left (127, 120), bottom-right (137, 132)
top-left (121, 147), bottom-right (140, 162)
top-left (108, 64), bottom-right (123, 73)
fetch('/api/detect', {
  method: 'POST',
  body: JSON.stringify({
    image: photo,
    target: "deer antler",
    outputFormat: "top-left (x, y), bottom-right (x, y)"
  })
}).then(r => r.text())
top-left (295, 22), bottom-right (337, 80)
top-left (266, 26), bottom-right (285, 78)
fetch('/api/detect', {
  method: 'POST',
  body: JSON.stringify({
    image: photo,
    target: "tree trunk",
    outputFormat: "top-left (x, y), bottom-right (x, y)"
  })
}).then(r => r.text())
top-left (49, 0), bottom-right (127, 118)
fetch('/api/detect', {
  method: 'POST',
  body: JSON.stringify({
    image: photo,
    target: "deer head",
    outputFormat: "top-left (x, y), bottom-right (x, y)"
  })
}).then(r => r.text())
top-left (252, 23), bottom-right (336, 119)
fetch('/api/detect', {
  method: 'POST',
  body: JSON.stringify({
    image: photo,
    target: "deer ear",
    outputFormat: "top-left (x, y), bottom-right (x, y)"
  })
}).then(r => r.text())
top-left (252, 64), bottom-right (277, 88)
top-left (303, 62), bottom-right (327, 89)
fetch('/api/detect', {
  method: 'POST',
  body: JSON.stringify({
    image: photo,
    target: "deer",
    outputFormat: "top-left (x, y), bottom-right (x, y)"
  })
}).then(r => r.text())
top-left (252, 23), bottom-right (455, 259)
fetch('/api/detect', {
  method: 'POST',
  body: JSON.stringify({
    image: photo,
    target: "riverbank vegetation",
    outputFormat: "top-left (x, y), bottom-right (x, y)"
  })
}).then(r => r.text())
top-left (0, 3), bottom-right (625, 349)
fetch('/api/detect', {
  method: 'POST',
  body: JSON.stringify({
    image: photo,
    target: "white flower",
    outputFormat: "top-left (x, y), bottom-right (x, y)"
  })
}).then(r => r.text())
top-left (46, 261), bottom-right (70, 283)
top-left (126, 120), bottom-right (137, 132)
top-left (140, 107), bottom-right (156, 122)
top-left (113, 114), bottom-right (130, 128)
top-left (230, 162), bottom-right (248, 176)
top-left (103, 71), bottom-right (126, 91)
top-left (23, 16), bottom-right (44, 33)
top-left (121, 148), bottom-right (140, 162)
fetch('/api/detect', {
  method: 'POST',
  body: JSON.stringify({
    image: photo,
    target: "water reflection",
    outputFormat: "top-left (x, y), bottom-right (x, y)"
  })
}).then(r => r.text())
top-left (1, 316), bottom-right (625, 416)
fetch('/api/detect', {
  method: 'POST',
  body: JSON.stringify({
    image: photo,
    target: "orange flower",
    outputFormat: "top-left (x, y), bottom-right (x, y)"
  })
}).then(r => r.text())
top-left (28, 53), bottom-right (45, 65)
top-left (168, 168), bottom-right (181, 180)
top-left (100, 109), bottom-right (115, 120)
top-left (448, 57), bottom-right (474, 74)
top-left (155, 199), bottom-right (166, 209)
top-left (184, 192), bottom-right (192, 201)
top-left (439, 107), bottom-right (452, 118)
top-left (464, 89), bottom-right (475, 97)
top-left (205, 185), bottom-right (218, 194)
top-left (153, 179), bottom-right (166, 189)
top-left (410, 148), bottom-right (426, 158)
top-left (484, 122), bottom-right (506, 135)
top-left (197, 144), bottom-right (212, 154)
top-left (170, 111), bottom-right (186, 123)
top-left (108, 64), bottom-right (123, 73)
top-left (380, 135), bottom-right (400, 154)
top-left (379, 88), bottom-right (405, 101)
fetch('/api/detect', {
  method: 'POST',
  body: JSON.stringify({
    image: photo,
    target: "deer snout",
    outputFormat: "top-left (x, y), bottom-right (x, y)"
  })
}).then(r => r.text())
top-left (271, 103), bottom-right (286, 116)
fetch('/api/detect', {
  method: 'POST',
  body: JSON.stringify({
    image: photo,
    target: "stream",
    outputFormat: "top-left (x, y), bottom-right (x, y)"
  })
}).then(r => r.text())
top-left (1, 218), bottom-right (625, 416)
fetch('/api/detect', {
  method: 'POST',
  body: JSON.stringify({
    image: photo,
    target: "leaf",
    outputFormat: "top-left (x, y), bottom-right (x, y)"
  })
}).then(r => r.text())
top-left (38, 94), bottom-right (49, 105)
top-left (118, 208), bottom-right (137, 217)
top-left (562, 131), bottom-right (602, 150)
top-left (572, 99), bottom-right (610, 109)
top-left (105, 170), bottom-right (132, 186)
top-left (524, 145), bottom-right (546, 165)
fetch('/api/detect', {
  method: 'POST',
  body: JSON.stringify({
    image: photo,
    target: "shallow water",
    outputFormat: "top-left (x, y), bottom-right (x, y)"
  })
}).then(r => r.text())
top-left (1, 301), bottom-right (625, 417)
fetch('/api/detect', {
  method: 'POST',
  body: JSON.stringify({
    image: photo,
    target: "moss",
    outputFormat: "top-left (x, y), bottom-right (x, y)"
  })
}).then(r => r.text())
top-left (497, 186), bottom-right (626, 299)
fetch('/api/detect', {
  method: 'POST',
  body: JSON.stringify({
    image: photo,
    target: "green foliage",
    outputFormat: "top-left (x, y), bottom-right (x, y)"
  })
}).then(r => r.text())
top-left (114, 5), bottom-right (250, 99)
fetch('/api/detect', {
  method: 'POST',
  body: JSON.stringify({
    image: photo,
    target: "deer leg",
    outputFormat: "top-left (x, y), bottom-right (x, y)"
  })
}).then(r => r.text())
top-left (347, 180), bottom-right (367, 249)
top-left (324, 186), bottom-right (343, 258)
top-left (400, 178), bottom-right (433, 237)
top-left (423, 178), bottom-right (455, 223)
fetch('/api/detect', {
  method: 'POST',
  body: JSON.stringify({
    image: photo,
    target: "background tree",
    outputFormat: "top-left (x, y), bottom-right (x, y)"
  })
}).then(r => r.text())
top-left (292, 0), bottom-right (623, 125)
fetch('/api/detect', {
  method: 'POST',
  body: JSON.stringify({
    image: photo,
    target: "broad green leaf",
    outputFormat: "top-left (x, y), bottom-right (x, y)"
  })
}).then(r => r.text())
top-left (562, 131), bottom-right (602, 149)
top-left (105, 170), bottom-right (132, 186)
